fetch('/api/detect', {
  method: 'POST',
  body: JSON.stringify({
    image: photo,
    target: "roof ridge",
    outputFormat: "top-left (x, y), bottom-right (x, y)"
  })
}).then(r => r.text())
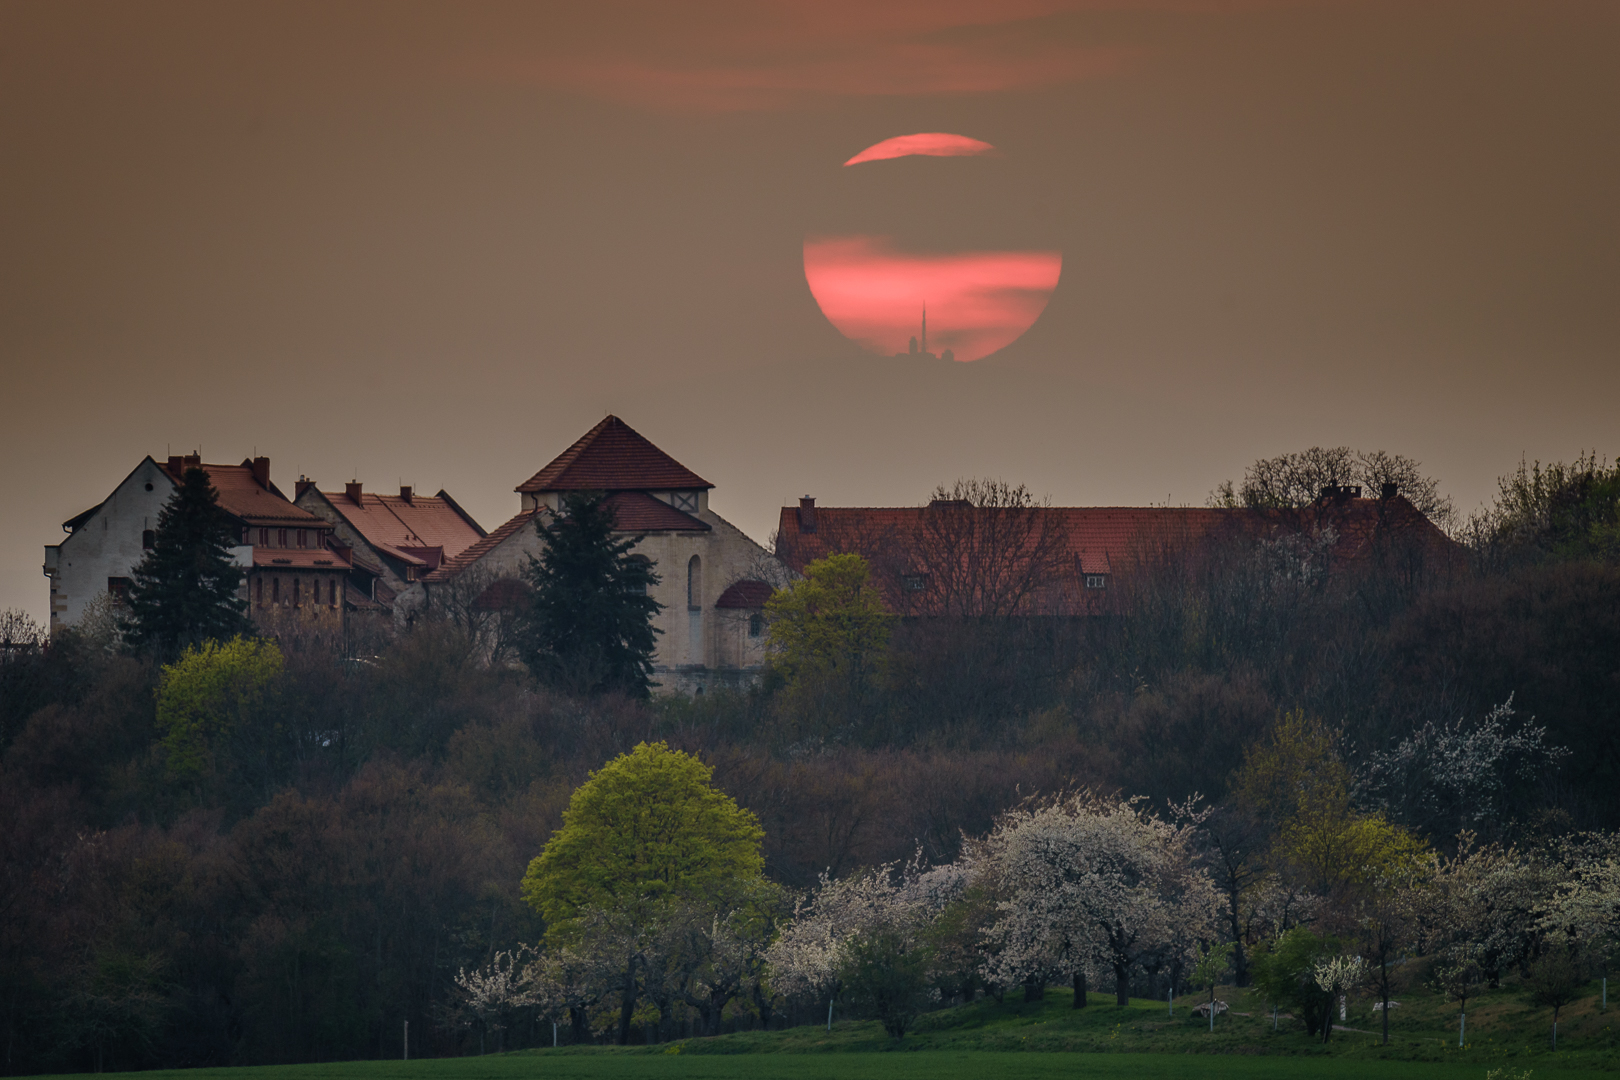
top-left (515, 415), bottom-right (712, 494)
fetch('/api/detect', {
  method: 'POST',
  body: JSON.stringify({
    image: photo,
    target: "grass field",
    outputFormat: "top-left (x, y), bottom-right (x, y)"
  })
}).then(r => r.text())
top-left (31, 975), bottom-right (1618, 1079)
top-left (27, 1055), bottom-right (1611, 1080)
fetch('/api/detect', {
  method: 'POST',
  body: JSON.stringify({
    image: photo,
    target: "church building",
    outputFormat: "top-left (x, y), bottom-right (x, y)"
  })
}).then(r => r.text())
top-left (418, 416), bottom-right (779, 693)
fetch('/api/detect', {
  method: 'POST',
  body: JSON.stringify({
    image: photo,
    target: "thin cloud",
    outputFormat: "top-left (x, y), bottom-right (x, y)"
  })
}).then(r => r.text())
top-left (845, 133), bottom-right (998, 166)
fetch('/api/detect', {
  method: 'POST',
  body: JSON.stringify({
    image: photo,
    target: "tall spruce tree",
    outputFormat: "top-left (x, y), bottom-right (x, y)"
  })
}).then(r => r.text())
top-left (521, 491), bottom-right (662, 697)
top-left (124, 466), bottom-right (250, 657)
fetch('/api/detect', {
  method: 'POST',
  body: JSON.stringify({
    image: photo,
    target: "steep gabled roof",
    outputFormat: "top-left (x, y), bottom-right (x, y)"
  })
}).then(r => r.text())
top-left (317, 488), bottom-right (486, 562)
top-left (157, 458), bottom-right (321, 528)
top-left (516, 416), bottom-right (712, 494)
top-left (422, 509), bottom-right (540, 583)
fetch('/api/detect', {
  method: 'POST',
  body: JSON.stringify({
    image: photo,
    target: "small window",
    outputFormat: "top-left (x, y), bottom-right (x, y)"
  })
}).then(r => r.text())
top-left (902, 574), bottom-right (927, 592)
top-left (278, 529), bottom-right (288, 548)
top-left (626, 554), bottom-right (651, 595)
top-left (672, 492), bottom-right (698, 513)
top-left (687, 555), bottom-right (702, 610)
top-left (255, 577), bottom-right (263, 605)
top-left (748, 613), bottom-right (764, 638)
top-left (142, 529), bottom-right (156, 549)
top-left (292, 578), bottom-right (301, 607)
top-left (107, 577), bottom-right (131, 605)
top-left (272, 578), bottom-right (280, 604)
top-left (1085, 575), bottom-right (1108, 590)
top-left (297, 530), bottom-right (307, 549)
top-left (328, 579), bottom-right (337, 606)
top-left (259, 528), bottom-right (270, 547)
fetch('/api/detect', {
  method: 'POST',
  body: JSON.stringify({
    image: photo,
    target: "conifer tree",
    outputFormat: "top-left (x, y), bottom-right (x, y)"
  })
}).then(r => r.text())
top-left (521, 491), bottom-right (662, 697)
top-left (123, 466), bottom-right (250, 657)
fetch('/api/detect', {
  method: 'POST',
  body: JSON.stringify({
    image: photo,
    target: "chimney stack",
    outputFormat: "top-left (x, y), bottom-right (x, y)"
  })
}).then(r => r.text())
top-left (295, 477), bottom-right (315, 500)
top-left (345, 481), bottom-right (363, 506)
top-left (1380, 482), bottom-right (1399, 500)
top-left (399, 485), bottom-right (413, 504)
top-left (251, 456), bottom-right (271, 488)
top-left (797, 496), bottom-right (817, 533)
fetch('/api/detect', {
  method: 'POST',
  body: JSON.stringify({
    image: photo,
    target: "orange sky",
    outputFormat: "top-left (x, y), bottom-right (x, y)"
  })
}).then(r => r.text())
top-left (2, 0), bottom-right (1617, 621)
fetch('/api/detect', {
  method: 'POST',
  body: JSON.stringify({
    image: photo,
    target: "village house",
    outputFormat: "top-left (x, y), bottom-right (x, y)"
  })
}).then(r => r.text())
top-left (775, 485), bottom-right (1460, 618)
top-left (294, 480), bottom-right (486, 609)
top-left (44, 455), bottom-right (354, 637)
top-left (419, 416), bottom-right (780, 693)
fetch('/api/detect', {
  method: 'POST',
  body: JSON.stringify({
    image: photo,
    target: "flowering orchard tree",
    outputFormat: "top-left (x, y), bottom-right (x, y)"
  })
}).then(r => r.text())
top-left (764, 854), bottom-right (958, 1006)
top-left (977, 792), bottom-right (1221, 1007)
top-left (1358, 696), bottom-right (1569, 843)
top-left (453, 947), bottom-right (540, 1054)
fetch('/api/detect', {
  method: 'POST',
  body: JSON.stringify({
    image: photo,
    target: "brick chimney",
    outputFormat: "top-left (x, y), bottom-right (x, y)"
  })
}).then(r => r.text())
top-left (345, 481), bottom-right (363, 505)
top-left (399, 485), bottom-right (413, 504)
top-left (251, 456), bottom-right (271, 488)
top-left (1380, 482), bottom-right (1399, 500)
top-left (295, 477), bottom-right (315, 499)
top-left (797, 496), bottom-right (817, 533)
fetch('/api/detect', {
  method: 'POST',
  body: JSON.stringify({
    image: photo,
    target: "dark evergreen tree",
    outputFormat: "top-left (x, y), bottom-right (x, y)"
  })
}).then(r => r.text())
top-left (123, 466), bottom-right (250, 657)
top-left (521, 491), bottom-right (662, 697)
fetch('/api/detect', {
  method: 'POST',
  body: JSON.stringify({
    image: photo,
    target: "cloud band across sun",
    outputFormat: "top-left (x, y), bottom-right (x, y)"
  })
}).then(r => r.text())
top-left (804, 235), bottom-right (1062, 362)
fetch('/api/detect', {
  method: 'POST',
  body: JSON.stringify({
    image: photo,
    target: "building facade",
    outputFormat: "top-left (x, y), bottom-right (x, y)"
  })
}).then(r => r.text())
top-left (420, 416), bottom-right (780, 693)
top-left (44, 454), bottom-right (353, 638)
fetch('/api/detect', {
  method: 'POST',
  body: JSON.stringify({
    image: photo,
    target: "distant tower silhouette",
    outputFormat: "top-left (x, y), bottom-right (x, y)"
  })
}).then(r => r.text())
top-left (908, 335), bottom-right (918, 354)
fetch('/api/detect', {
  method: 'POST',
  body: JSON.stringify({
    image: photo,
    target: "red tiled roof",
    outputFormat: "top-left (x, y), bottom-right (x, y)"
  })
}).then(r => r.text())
top-left (716, 580), bottom-right (774, 608)
top-left (775, 496), bottom-right (1458, 616)
top-left (423, 509), bottom-right (540, 583)
top-left (516, 416), bottom-right (712, 493)
top-left (321, 489), bottom-right (486, 562)
top-left (158, 458), bottom-right (323, 528)
top-left (603, 491), bottom-right (710, 532)
top-left (253, 549), bottom-right (352, 570)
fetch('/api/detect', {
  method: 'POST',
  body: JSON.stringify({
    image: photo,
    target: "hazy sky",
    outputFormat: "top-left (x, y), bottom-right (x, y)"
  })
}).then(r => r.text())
top-left (3, 0), bottom-right (1616, 622)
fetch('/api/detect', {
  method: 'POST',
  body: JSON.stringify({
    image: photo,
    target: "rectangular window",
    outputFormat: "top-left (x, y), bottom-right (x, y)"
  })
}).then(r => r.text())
top-left (278, 529), bottom-right (288, 547)
top-left (255, 577), bottom-right (263, 605)
top-left (328, 579), bottom-right (337, 606)
top-left (672, 492), bottom-right (698, 513)
top-left (1085, 575), bottom-right (1108, 590)
top-left (260, 528), bottom-right (270, 547)
top-left (748, 613), bottom-right (764, 638)
top-left (272, 578), bottom-right (280, 604)
top-left (292, 578), bottom-right (301, 607)
top-left (902, 574), bottom-right (927, 592)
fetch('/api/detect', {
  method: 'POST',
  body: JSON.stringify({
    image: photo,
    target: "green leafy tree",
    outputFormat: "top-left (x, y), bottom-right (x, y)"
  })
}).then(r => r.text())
top-left (1526, 951), bottom-right (1586, 1049)
top-left (156, 636), bottom-right (284, 782)
top-left (123, 466), bottom-right (249, 657)
top-left (521, 491), bottom-right (662, 697)
top-left (840, 930), bottom-right (932, 1039)
top-left (764, 553), bottom-right (893, 729)
top-left (1249, 927), bottom-right (1341, 1040)
top-left (520, 742), bottom-right (766, 1044)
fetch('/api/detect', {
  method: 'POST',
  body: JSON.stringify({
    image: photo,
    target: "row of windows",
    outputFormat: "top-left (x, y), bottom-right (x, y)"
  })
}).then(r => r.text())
top-left (247, 527), bottom-right (323, 549)
top-left (254, 576), bottom-right (339, 608)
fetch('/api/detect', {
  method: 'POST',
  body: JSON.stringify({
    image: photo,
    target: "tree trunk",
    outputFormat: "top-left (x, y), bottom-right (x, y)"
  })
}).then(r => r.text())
top-left (617, 964), bottom-right (637, 1046)
top-left (1073, 970), bottom-right (1087, 1008)
top-left (1228, 887), bottom-right (1248, 987)
top-left (1115, 962), bottom-right (1130, 1007)
top-left (1023, 976), bottom-right (1044, 1002)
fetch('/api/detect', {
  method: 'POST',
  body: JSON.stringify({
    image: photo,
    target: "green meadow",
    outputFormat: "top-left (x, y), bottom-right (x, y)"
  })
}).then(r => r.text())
top-left (34, 978), bottom-right (1617, 1080)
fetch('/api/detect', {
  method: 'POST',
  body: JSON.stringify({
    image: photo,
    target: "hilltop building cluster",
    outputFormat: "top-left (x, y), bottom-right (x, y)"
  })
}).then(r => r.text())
top-left (42, 416), bottom-right (1457, 693)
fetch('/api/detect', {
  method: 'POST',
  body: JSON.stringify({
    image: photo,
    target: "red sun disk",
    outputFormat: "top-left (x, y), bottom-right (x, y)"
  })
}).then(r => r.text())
top-left (803, 235), bottom-right (1062, 362)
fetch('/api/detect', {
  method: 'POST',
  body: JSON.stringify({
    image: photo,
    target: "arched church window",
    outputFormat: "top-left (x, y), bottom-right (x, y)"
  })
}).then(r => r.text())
top-left (687, 555), bottom-right (702, 610)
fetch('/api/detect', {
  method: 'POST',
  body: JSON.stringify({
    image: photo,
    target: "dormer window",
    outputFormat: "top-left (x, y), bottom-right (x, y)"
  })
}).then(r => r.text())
top-left (902, 574), bottom-right (928, 592)
top-left (672, 492), bottom-right (698, 513)
top-left (1085, 575), bottom-right (1108, 590)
